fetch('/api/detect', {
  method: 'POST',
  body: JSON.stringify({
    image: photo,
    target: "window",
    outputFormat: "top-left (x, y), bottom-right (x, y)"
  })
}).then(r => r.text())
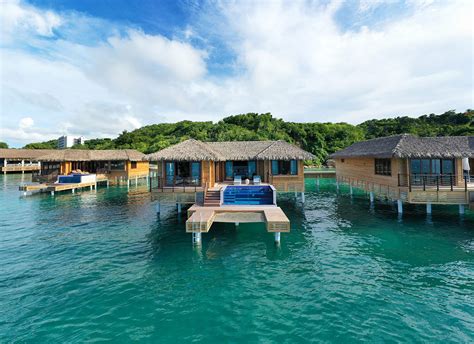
top-left (110, 161), bottom-right (125, 170)
top-left (165, 161), bottom-right (201, 186)
top-left (131, 161), bottom-right (137, 169)
top-left (271, 160), bottom-right (298, 175)
top-left (410, 159), bottom-right (454, 175)
top-left (375, 159), bottom-right (391, 176)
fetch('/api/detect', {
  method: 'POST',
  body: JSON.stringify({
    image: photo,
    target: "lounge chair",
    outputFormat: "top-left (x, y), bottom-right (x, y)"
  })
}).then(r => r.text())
top-left (234, 175), bottom-right (242, 185)
top-left (253, 175), bottom-right (261, 185)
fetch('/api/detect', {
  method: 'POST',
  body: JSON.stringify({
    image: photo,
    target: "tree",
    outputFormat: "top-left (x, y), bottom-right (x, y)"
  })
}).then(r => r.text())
top-left (0, 142), bottom-right (8, 149)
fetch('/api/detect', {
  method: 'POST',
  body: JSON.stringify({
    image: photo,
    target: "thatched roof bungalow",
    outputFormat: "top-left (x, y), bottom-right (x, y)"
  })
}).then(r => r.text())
top-left (145, 139), bottom-right (315, 192)
top-left (0, 149), bottom-right (58, 174)
top-left (34, 149), bottom-right (148, 184)
top-left (330, 134), bottom-right (474, 206)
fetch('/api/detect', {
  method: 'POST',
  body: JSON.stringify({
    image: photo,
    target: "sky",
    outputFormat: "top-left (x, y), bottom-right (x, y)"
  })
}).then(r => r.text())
top-left (0, 0), bottom-right (472, 147)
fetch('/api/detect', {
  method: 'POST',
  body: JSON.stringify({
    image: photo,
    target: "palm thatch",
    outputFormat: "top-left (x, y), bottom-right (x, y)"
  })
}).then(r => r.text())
top-left (330, 134), bottom-right (474, 159)
top-left (0, 149), bottom-right (58, 160)
top-left (36, 149), bottom-right (145, 162)
top-left (145, 139), bottom-right (315, 161)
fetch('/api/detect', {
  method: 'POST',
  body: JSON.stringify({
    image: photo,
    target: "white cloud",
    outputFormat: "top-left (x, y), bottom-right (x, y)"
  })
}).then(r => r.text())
top-left (19, 117), bottom-right (34, 129)
top-left (0, 0), bottom-right (472, 147)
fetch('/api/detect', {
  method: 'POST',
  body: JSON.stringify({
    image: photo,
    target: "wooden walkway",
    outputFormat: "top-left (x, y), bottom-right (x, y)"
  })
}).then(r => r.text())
top-left (20, 181), bottom-right (97, 195)
top-left (186, 205), bottom-right (290, 233)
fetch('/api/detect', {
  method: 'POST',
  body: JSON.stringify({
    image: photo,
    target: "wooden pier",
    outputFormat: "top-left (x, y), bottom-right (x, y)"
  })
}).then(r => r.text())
top-left (186, 204), bottom-right (290, 233)
top-left (19, 181), bottom-right (98, 195)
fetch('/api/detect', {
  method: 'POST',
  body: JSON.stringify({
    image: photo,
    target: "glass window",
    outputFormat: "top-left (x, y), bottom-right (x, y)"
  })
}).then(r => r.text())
top-left (290, 160), bottom-right (297, 175)
top-left (410, 159), bottom-right (421, 174)
top-left (421, 159), bottom-right (430, 174)
top-left (165, 162), bottom-right (174, 185)
top-left (431, 160), bottom-right (441, 174)
top-left (272, 160), bottom-right (297, 175)
top-left (191, 162), bottom-right (201, 181)
top-left (110, 161), bottom-right (125, 170)
top-left (225, 161), bottom-right (233, 179)
top-left (442, 159), bottom-right (454, 174)
top-left (375, 159), bottom-right (391, 176)
top-left (131, 161), bottom-right (137, 169)
top-left (248, 161), bottom-right (256, 177)
top-left (271, 160), bottom-right (278, 175)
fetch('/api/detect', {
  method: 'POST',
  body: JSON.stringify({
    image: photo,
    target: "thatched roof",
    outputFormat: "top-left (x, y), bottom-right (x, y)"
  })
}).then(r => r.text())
top-left (145, 139), bottom-right (222, 161)
top-left (330, 134), bottom-right (474, 159)
top-left (36, 149), bottom-right (145, 162)
top-left (0, 149), bottom-right (58, 160)
top-left (145, 139), bottom-right (315, 161)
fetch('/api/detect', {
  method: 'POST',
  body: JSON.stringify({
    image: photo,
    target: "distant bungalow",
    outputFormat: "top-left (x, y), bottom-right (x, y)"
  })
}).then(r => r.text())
top-left (0, 149), bottom-right (56, 174)
top-left (330, 134), bottom-right (474, 213)
top-left (35, 149), bottom-right (149, 185)
top-left (145, 139), bottom-right (315, 244)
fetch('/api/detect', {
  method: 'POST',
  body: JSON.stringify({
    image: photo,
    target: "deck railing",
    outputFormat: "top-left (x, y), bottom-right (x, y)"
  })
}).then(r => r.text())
top-left (398, 173), bottom-right (467, 192)
top-left (149, 175), bottom-right (202, 192)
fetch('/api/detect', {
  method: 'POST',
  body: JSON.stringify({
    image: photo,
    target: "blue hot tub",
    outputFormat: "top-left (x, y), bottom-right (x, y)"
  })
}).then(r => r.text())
top-left (223, 185), bottom-right (274, 205)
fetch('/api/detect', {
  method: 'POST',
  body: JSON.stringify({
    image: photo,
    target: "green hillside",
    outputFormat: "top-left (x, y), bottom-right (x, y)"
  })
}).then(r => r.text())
top-left (23, 110), bottom-right (473, 165)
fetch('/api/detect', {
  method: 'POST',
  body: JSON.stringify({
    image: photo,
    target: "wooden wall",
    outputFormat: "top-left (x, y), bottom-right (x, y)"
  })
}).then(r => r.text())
top-left (266, 160), bottom-right (305, 192)
top-left (335, 157), bottom-right (404, 188)
top-left (127, 161), bottom-right (149, 178)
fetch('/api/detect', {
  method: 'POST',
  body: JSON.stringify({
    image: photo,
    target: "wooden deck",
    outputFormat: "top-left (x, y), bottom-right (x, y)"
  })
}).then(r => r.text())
top-left (20, 181), bottom-right (97, 194)
top-left (2, 165), bottom-right (40, 173)
top-left (186, 205), bottom-right (290, 233)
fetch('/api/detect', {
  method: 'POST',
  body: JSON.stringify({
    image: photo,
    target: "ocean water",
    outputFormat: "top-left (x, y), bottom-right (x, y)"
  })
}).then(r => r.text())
top-left (1, 174), bottom-right (473, 343)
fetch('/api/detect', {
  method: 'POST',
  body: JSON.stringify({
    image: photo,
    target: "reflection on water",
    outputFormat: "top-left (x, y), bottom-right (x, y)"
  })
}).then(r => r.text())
top-left (0, 174), bottom-right (473, 343)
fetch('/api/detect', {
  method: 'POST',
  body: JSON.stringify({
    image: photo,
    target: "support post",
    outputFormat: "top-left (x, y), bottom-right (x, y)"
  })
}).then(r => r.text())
top-left (426, 203), bottom-right (432, 215)
top-left (50, 191), bottom-right (54, 196)
top-left (192, 232), bottom-right (202, 245)
top-left (135, 178), bottom-right (138, 186)
top-left (349, 185), bottom-right (353, 196)
top-left (274, 232), bottom-right (281, 244)
top-left (369, 191), bottom-right (374, 204)
top-left (301, 192), bottom-right (305, 203)
top-left (156, 202), bottom-right (161, 215)
top-left (235, 222), bottom-right (239, 227)
top-left (336, 181), bottom-right (339, 191)
top-left (459, 204), bottom-right (465, 215)
top-left (316, 178), bottom-right (320, 186)
top-left (397, 199), bottom-right (403, 214)
top-left (177, 203), bottom-right (182, 214)
top-left (71, 188), bottom-right (75, 194)
top-left (90, 185), bottom-right (93, 191)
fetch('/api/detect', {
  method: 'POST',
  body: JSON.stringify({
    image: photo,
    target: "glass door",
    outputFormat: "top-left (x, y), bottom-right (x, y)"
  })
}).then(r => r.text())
top-left (165, 162), bottom-right (174, 186)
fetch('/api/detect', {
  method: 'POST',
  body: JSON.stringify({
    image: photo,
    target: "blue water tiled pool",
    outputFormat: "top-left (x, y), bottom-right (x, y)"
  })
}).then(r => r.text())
top-left (223, 185), bottom-right (274, 205)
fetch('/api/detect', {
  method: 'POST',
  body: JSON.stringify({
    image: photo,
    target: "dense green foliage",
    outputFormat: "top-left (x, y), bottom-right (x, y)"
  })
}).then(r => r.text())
top-left (0, 142), bottom-right (8, 149)
top-left (22, 110), bottom-right (473, 165)
top-left (23, 139), bottom-right (57, 149)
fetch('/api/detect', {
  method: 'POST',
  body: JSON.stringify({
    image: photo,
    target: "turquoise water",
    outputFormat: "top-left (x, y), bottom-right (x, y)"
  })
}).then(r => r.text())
top-left (1, 174), bottom-right (473, 343)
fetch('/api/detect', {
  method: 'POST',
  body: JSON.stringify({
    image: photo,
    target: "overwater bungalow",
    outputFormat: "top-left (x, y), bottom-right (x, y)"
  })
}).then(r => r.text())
top-left (34, 149), bottom-right (149, 185)
top-left (0, 149), bottom-right (57, 174)
top-left (145, 139), bottom-right (315, 244)
top-left (330, 134), bottom-right (474, 213)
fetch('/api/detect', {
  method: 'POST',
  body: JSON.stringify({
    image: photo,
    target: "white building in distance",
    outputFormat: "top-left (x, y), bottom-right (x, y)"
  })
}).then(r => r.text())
top-left (58, 136), bottom-right (85, 149)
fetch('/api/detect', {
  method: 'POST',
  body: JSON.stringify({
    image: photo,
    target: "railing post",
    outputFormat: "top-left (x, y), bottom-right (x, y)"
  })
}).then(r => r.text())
top-left (423, 176), bottom-right (426, 191)
top-left (465, 176), bottom-right (467, 192)
top-left (450, 175), bottom-right (453, 191)
top-left (398, 174), bottom-right (400, 187)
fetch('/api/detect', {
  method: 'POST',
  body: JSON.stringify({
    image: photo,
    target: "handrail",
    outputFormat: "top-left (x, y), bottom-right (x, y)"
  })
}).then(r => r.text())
top-left (151, 175), bottom-right (203, 192)
top-left (398, 173), bottom-right (465, 192)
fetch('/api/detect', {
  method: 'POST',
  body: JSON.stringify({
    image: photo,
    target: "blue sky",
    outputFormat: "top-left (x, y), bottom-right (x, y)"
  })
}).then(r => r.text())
top-left (1, 0), bottom-right (472, 147)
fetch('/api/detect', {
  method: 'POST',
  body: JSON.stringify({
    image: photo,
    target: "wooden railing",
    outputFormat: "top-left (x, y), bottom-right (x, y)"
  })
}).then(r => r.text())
top-left (149, 175), bottom-right (203, 192)
top-left (398, 173), bottom-right (467, 192)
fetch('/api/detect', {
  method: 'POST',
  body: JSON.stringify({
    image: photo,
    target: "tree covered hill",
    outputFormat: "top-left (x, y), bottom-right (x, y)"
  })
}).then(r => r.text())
top-left (23, 110), bottom-right (473, 165)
